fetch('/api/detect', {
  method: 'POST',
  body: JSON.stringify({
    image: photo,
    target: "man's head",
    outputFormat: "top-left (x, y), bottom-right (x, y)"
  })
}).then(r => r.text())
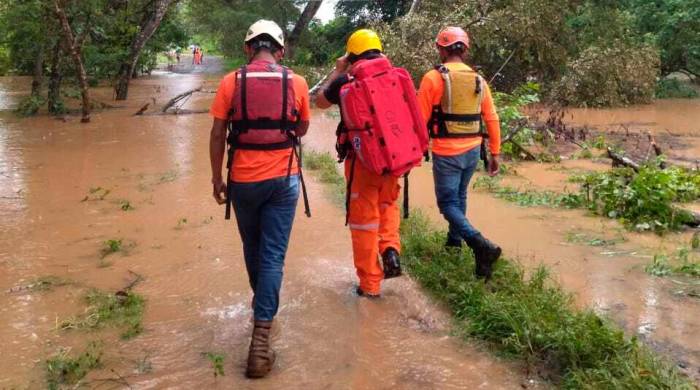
top-left (244, 20), bottom-right (285, 61)
top-left (436, 26), bottom-right (470, 63)
top-left (346, 29), bottom-right (383, 64)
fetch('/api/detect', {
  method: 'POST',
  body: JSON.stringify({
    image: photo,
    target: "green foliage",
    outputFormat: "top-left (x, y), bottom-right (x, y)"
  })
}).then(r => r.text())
top-left (400, 212), bottom-right (694, 388)
top-left (46, 341), bottom-right (103, 390)
top-left (565, 232), bottom-right (626, 247)
top-left (202, 352), bottom-right (225, 377)
top-left (646, 248), bottom-right (700, 278)
top-left (692, 232), bottom-right (700, 250)
top-left (101, 239), bottom-right (123, 258)
top-left (629, 0), bottom-right (700, 77)
top-left (472, 176), bottom-right (584, 209)
top-left (183, 0), bottom-right (299, 60)
top-left (576, 166), bottom-right (700, 232)
top-left (120, 200), bottom-right (134, 211)
top-left (61, 289), bottom-right (145, 340)
top-left (15, 95), bottom-right (45, 117)
top-left (293, 17), bottom-right (354, 66)
top-left (305, 151), bottom-right (345, 205)
top-left (655, 78), bottom-right (699, 99)
top-left (551, 41), bottom-right (660, 107)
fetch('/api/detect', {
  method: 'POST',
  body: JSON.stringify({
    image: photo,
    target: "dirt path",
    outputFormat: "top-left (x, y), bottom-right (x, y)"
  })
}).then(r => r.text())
top-left (0, 72), bottom-right (539, 388)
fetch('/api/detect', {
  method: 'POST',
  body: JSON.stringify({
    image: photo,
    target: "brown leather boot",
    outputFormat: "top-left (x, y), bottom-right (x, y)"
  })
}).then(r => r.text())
top-left (246, 320), bottom-right (275, 378)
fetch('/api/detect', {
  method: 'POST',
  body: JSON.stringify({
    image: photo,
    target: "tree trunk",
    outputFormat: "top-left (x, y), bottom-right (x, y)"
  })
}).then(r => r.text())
top-left (31, 43), bottom-right (45, 97)
top-left (114, 0), bottom-right (174, 101)
top-left (47, 41), bottom-right (63, 114)
top-left (286, 0), bottom-right (324, 60)
top-left (53, 0), bottom-right (90, 123)
top-left (407, 0), bottom-right (421, 15)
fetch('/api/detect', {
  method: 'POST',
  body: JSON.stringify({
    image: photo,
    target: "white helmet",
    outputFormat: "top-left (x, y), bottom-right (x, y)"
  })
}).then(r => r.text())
top-left (245, 20), bottom-right (285, 48)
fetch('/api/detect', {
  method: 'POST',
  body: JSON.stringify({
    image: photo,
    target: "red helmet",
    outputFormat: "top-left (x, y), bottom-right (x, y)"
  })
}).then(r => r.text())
top-left (436, 27), bottom-right (470, 48)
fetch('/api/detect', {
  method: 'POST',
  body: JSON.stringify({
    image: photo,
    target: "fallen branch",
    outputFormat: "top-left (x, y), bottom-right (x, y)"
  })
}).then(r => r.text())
top-left (309, 72), bottom-right (330, 97)
top-left (509, 139), bottom-right (537, 161)
top-left (133, 103), bottom-right (150, 116)
top-left (607, 147), bottom-right (640, 172)
top-left (162, 87), bottom-right (201, 113)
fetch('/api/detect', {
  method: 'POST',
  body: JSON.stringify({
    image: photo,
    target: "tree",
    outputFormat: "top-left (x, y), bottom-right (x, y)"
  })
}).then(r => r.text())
top-left (335, 0), bottom-right (412, 25)
top-left (53, 0), bottom-right (91, 122)
top-left (114, 0), bottom-right (176, 100)
top-left (287, 0), bottom-right (324, 59)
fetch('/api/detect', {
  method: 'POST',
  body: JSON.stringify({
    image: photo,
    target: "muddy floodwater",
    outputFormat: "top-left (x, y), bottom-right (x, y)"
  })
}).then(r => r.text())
top-left (0, 73), bottom-right (537, 389)
top-left (1, 67), bottom-right (699, 388)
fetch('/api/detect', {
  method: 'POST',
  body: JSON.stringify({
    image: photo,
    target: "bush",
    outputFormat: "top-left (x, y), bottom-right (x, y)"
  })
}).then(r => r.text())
top-left (15, 95), bottom-right (45, 117)
top-left (577, 166), bottom-right (700, 232)
top-left (551, 41), bottom-right (660, 107)
top-left (655, 78), bottom-right (699, 99)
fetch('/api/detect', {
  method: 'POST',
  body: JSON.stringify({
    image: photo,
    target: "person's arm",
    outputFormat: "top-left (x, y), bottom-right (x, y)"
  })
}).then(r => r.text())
top-left (481, 82), bottom-right (501, 176)
top-left (314, 55), bottom-right (350, 109)
top-left (416, 73), bottom-right (437, 125)
top-left (209, 75), bottom-right (234, 203)
top-left (210, 118), bottom-right (228, 204)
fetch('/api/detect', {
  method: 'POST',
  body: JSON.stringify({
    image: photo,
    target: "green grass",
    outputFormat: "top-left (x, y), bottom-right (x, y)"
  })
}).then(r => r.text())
top-left (61, 289), bottom-right (145, 340)
top-left (400, 212), bottom-right (694, 388)
top-left (472, 176), bottom-right (584, 209)
top-left (202, 352), bottom-right (225, 377)
top-left (46, 342), bottom-right (102, 390)
top-left (565, 231), bottom-right (627, 247)
top-left (646, 248), bottom-right (700, 278)
top-left (101, 239), bottom-right (123, 259)
top-left (304, 151), bottom-right (346, 205)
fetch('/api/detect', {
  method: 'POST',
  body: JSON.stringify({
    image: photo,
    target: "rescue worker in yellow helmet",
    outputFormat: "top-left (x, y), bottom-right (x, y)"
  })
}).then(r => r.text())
top-left (315, 29), bottom-right (408, 298)
top-left (417, 26), bottom-right (502, 280)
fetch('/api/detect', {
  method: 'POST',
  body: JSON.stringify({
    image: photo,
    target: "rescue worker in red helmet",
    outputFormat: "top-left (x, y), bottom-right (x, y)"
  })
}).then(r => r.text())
top-left (417, 26), bottom-right (502, 279)
top-left (209, 19), bottom-right (311, 378)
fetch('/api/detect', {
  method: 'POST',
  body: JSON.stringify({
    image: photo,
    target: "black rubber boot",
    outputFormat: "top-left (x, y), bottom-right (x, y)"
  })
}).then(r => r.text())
top-left (445, 235), bottom-right (463, 249)
top-left (382, 247), bottom-right (402, 279)
top-left (356, 286), bottom-right (381, 299)
top-left (465, 234), bottom-right (501, 280)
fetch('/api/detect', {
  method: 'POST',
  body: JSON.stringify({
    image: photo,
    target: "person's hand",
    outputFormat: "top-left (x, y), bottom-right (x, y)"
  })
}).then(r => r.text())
top-left (212, 178), bottom-right (227, 205)
top-left (334, 54), bottom-right (350, 74)
top-left (488, 155), bottom-right (500, 177)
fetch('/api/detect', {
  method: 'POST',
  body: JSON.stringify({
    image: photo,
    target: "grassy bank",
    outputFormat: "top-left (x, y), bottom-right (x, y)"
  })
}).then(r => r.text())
top-left (304, 150), bottom-right (696, 388)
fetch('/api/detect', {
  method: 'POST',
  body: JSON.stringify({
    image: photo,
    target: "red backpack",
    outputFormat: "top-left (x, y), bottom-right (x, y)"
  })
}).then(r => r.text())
top-left (338, 57), bottom-right (428, 177)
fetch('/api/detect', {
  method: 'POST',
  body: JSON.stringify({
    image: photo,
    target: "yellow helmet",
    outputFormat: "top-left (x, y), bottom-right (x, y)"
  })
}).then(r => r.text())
top-left (346, 29), bottom-right (383, 56)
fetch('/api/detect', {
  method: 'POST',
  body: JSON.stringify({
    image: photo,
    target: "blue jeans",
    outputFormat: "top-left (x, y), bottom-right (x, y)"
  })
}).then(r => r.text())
top-left (230, 175), bottom-right (299, 321)
top-left (432, 147), bottom-right (481, 242)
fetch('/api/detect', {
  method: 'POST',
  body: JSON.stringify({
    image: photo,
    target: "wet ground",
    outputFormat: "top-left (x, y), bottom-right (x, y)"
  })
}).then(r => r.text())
top-left (0, 70), bottom-right (538, 388)
top-left (1, 64), bottom-right (699, 388)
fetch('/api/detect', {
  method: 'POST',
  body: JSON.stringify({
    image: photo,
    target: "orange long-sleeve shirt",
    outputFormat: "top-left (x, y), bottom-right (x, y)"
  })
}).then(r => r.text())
top-left (417, 62), bottom-right (501, 156)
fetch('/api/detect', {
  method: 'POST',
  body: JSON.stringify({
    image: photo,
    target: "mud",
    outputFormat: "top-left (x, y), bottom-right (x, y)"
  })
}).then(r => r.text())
top-left (0, 74), bottom-right (538, 388)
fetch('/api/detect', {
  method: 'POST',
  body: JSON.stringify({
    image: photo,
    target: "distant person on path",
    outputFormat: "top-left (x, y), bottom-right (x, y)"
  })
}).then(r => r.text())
top-left (315, 29), bottom-right (427, 298)
top-left (208, 20), bottom-right (311, 378)
top-left (417, 26), bottom-right (502, 280)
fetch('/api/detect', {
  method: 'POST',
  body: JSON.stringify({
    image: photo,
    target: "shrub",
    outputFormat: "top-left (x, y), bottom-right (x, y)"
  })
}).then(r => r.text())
top-left (655, 78), bottom-right (699, 99)
top-left (551, 42), bottom-right (660, 107)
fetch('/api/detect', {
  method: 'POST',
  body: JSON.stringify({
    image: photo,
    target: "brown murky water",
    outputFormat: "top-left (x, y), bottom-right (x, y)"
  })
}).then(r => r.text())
top-left (0, 75), bottom-right (537, 388)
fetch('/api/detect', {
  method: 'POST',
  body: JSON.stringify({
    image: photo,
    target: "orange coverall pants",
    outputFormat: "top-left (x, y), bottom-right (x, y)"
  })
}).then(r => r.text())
top-left (345, 158), bottom-right (401, 295)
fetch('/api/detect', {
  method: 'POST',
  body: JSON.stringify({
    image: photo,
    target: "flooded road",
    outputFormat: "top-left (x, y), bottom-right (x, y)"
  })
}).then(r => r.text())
top-left (2, 69), bottom-right (699, 387)
top-left (0, 75), bottom-right (536, 388)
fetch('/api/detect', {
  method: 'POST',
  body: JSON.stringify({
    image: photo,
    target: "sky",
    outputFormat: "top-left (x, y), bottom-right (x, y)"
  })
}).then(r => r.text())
top-left (316, 0), bottom-right (338, 23)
